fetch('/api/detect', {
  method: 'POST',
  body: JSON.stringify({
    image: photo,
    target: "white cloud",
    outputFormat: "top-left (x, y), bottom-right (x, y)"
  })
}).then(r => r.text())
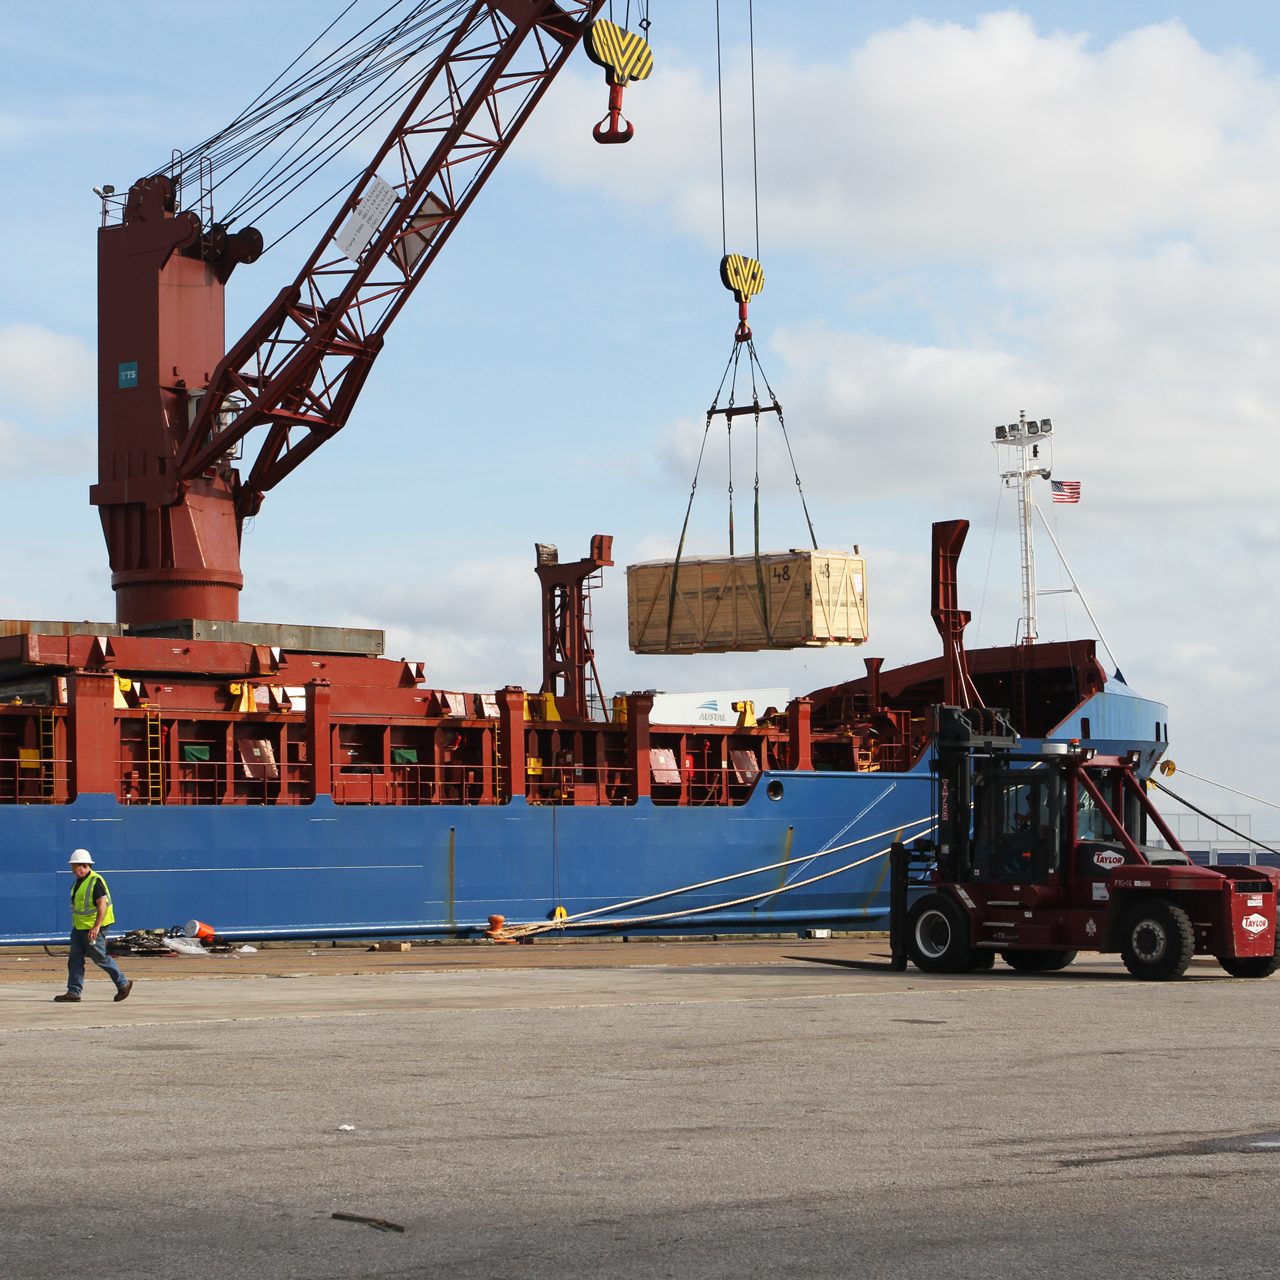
top-left (0, 325), bottom-right (95, 415)
top-left (0, 326), bottom-right (96, 474)
top-left (524, 14), bottom-right (1280, 262)
top-left (0, 418), bottom-right (94, 475)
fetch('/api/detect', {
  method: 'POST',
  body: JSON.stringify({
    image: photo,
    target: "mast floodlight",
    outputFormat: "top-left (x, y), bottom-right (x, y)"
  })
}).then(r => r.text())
top-left (994, 424), bottom-right (1008, 440)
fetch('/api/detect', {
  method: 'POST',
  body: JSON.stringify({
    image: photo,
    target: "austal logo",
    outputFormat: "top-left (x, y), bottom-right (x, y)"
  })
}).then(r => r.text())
top-left (1093, 851), bottom-right (1125, 869)
top-left (1242, 913), bottom-right (1269, 936)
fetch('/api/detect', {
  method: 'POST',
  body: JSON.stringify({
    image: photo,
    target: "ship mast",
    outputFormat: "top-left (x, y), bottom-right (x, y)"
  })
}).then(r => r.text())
top-left (993, 412), bottom-right (1053, 645)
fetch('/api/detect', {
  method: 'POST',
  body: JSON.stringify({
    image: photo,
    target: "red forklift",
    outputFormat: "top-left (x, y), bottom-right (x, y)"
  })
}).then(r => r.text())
top-left (889, 706), bottom-right (1279, 980)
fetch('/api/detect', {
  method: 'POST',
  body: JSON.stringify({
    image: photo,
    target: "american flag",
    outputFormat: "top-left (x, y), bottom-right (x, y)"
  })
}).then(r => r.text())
top-left (1051, 480), bottom-right (1081, 504)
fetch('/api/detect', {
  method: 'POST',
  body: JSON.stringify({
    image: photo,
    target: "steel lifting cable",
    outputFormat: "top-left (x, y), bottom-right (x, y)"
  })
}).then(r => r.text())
top-left (607, 0), bottom-right (650, 28)
top-left (178, 1), bottom-right (434, 185)
top-left (188, 0), bottom-right (447, 173)
top-left (664, 340), bottom-right (743, 648)
top-left (747, 0), bottom-right (760, 264)
top-left (235, 7), bottom-right (496, 251)
top-left (221, 5), bottom-right (465, 226)
top-left (222, 3), bottom-right (470, 221)
top-left (157, 0), bottom-right (472, 245)
top-left (189, 0), bottom-right (415, 163)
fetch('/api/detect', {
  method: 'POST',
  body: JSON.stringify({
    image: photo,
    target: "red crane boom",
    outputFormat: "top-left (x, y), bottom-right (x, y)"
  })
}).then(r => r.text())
top-left (93, 0), bottom-right (602, 625)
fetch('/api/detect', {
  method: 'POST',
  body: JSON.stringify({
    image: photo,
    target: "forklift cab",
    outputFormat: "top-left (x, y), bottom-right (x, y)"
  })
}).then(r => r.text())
top-left (970, 767), bottom-right (1064, 885)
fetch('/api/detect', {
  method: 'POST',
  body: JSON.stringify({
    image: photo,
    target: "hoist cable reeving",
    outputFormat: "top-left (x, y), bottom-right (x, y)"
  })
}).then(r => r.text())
top-left (714, 0), bottom-right (728, 258)
top-left (222, 6), bottom-right (465, 223)
top-left (183, 1), bottom-right (438, 179)
top-left (160, 0), bottom-right (471, 240)
top-left (235, 7), bottom-right (504, 247)
top-left (747, 0), bottom-right (760, 263)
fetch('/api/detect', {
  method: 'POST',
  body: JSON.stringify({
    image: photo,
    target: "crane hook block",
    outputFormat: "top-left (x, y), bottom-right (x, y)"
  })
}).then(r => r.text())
top-left (721, 254), bottom-right (765, 342)
top-left (585, 19), bottom-right (654, 144)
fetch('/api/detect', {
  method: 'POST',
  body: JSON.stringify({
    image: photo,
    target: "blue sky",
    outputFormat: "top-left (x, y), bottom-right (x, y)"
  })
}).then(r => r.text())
top-left (1, 2), bottom-right (1277, 842)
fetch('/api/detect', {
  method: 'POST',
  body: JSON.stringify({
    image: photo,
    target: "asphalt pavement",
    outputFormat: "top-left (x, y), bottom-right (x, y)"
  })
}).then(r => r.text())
top-left (1, 941), bottom-right (1277, 1279)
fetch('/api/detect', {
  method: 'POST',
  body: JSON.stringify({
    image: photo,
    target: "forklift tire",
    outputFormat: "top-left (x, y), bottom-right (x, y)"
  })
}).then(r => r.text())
top-left (1000, 949), bottom-right (1077, 973)
top-left (905, 894), bottom-right (973, 974)
top-left (1218, 950), bottom-right (1280, 979)
top-left (1120, 898), bottom-right (1195, 981)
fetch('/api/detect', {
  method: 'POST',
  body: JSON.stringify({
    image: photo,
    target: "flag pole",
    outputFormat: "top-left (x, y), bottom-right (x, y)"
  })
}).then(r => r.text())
top-left (1032, 503), bottom-right (1123, 678)
top-left (993, 411), bottom-right (1046, 644)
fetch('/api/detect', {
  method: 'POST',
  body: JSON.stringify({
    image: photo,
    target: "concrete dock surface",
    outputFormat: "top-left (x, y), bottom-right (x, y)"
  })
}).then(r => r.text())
top-left (2, 937), bottom-right (1277, 1278)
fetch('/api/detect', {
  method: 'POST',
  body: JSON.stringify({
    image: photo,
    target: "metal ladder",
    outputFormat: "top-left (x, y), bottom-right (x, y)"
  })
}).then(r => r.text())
top-left (143, 707), bottom-right (164, 805)
top-left (39, 709), bottom-right (57, 800)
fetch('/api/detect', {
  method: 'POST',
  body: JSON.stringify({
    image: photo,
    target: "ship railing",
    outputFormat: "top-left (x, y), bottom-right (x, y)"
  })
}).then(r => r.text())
top-left (116, 759), bottom-right (315, 806)
top-left (524, 763), bottom-right (633, 807)
top-left (0, 754), bottom-right (70, 805)
top-left (330, 761), bottom-right (502, 806)
top-left (649, 764), bottom-right (760, 808)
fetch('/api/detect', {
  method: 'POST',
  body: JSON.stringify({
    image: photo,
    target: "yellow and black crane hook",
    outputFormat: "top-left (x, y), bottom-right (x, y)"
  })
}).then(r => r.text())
top-left (584, 15), bottom-right (654, 143)
top-left (721, 252), bottom-right (764, 343)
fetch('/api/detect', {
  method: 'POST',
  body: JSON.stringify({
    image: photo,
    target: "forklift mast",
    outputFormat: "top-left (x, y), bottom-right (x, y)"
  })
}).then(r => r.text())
top-left (931, 705), bottom-right (1019, 882)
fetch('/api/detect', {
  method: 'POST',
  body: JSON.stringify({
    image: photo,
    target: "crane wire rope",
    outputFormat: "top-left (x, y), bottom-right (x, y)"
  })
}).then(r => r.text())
top-left (747, 0), bottom-right (760, 263)
top-left (715, 0), bottom-right (728, 256)
top-left (154, 0), bottom-right (477, 249)
top-left (714, 0), bottom-right (759, 260)
top-left (176, 2), bottom-right (435, 184)
top-left (664, 2), bottom-right (818, 645)
top-left (607, 0), bottom-right (649, 30)
top-left (219, 4), bottom-right (468, 226)
top-left (224, 4), bottom-right (472, 215)
top-left (180, 1), bottom-right (453, 178)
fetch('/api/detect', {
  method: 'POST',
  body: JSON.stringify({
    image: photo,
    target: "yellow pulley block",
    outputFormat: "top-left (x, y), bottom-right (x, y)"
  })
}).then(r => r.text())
top-left (1158, 759), bottom-right (1177, 777)
top-left (720, 253), bottom-right (765, 341)
top-left (585, 19), bottom-right (654, 144)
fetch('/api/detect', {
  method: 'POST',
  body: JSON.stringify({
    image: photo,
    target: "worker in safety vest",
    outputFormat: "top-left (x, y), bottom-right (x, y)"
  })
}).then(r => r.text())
top-left (54, 850), bottom-right (133, 1004)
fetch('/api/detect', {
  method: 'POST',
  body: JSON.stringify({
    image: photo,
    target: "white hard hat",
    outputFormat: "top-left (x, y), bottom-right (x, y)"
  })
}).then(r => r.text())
top-left (68, 849), bottom-right (94, 865)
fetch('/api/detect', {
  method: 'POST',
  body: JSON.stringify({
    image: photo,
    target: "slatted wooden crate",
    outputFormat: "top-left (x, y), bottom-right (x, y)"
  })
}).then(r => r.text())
top-left (626, 549), bottom-right (868, 654)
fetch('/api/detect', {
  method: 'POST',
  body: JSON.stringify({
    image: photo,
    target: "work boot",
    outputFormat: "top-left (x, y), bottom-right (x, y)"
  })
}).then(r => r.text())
top-left (114, 980), bottom-right (134, 1003)
top-left (53, 992), bottom-right (82, 1003)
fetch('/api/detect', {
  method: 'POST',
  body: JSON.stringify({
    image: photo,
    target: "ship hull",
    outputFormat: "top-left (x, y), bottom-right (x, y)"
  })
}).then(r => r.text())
top-left (2, 689), bottom-right (1164, 945)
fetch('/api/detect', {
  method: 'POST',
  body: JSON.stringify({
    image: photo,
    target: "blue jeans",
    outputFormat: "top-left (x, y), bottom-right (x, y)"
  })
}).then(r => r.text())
top-left (67, 929), bottom-right (128, 996)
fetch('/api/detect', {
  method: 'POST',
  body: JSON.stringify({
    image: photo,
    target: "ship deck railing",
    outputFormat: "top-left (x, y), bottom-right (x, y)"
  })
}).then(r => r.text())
top-left (0, 755), bottom-right (68, 804)
top-left (0, 755), bottom-right (763, 809)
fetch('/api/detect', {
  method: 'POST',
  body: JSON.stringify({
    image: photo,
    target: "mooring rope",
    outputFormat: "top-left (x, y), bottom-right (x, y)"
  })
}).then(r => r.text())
top-left (490, 813), bottom-right (936, 939)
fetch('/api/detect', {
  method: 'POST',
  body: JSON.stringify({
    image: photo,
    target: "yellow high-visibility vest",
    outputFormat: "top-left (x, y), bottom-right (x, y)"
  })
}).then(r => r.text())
top-left (71, 872), bottom-right (115, 931)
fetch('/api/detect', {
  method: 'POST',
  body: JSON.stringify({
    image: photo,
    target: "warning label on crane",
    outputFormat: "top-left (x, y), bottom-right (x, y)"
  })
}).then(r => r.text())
top-left (336, 175), bottom-right (396, 262)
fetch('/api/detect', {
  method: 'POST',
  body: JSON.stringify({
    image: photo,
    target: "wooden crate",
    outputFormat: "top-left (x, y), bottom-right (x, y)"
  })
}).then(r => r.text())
top-left (626, 550), bottom-right (868, 654)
